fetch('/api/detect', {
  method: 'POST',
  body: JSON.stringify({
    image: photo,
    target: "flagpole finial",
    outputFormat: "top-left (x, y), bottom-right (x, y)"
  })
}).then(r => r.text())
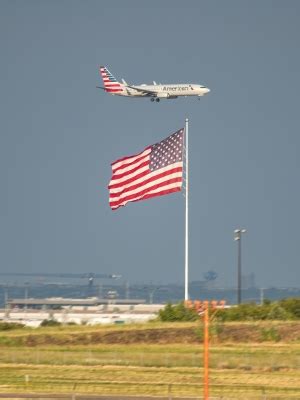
top-left (185, 117), bottom-right (189, 123)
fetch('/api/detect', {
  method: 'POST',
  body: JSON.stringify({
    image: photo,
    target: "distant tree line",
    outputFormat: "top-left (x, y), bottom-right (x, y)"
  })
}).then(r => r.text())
top-left (158, 298), bottom-right (300, 322)
top-left (0, 322), bottom-right (25, 330)
top-left (158, 302), bottom-right (199, 322)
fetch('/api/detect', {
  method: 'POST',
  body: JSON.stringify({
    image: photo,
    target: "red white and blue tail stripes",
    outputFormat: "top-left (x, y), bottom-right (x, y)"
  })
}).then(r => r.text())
top-left (99, 66), bottom-right (123, 93)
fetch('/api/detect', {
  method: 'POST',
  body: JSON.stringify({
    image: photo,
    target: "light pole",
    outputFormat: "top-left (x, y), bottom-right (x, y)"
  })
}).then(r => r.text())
top-left (4, 286), bottom-right (9, 318)
top-left (149, 287), bottom-right (161, 304)
top-left (143, 285), bottom-right (166, 304)
top-left (260, 287), bottom-right (265, 305)
top-left (234, 229), bottom-right (246, 305)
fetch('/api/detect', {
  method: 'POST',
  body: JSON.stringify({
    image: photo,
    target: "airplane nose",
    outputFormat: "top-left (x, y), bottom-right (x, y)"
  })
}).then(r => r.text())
top-left (205, 87), bottom-right (210, 94)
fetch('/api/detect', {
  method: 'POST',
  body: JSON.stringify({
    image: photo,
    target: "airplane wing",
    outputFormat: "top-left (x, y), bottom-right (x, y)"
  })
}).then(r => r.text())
top-left (127, 85), bottom-right (158, 95)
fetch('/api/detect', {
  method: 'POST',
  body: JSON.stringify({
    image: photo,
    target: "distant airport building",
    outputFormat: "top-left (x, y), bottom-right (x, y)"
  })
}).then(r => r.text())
top-left (1, 297), bottom-right (162, 327)
top-left (7, 297), bottom-right (146, 310)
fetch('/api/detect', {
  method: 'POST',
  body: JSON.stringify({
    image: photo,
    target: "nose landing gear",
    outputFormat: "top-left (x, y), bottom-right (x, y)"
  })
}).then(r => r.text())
top-left (150, 98), bottom-right (160, 102)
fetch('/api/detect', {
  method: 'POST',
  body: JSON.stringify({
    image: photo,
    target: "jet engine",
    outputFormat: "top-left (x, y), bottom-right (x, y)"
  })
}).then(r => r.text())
top-left (157, 93), bottom-right (178, 99)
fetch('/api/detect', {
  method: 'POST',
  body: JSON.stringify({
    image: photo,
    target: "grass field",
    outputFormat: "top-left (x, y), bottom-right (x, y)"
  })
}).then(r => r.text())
top-left (0, 322), bottom-right (299, 399)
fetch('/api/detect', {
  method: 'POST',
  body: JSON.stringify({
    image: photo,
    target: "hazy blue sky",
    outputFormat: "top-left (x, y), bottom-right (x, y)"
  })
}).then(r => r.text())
top-left (1, 1), bottom-right (300, 288)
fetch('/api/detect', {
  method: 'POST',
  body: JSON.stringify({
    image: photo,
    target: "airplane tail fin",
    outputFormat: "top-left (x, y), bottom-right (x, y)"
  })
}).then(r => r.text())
top-left (99, 66), bottom-right (124, 93)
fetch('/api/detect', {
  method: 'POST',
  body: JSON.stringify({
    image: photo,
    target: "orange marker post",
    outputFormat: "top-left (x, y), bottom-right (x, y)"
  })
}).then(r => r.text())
top-left (203, 301), bottom-right (209, 400)
top-left (184, 300), bottom-right (225, 400)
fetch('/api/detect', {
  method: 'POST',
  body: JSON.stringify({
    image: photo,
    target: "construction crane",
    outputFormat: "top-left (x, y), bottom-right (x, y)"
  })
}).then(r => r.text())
top-left (0, 272), bottom-right (122, 287)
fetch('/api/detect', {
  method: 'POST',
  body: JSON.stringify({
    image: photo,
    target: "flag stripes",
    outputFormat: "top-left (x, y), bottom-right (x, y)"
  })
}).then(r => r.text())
top-left (108, 129), bottom-right (184, 210)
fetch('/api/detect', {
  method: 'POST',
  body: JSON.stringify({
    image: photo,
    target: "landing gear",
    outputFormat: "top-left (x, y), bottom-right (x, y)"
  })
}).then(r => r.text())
top-left (156, 98), bottom-right (160, 102)
top-left (150, 98), bottom-right (155, 102)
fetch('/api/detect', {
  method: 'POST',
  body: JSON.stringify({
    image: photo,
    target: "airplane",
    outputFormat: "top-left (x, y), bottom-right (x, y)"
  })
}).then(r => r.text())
top-left (97, 66), bottom-right (210, 102)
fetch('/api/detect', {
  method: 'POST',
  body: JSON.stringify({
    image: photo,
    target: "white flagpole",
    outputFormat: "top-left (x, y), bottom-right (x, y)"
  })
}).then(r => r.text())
top-left (185, 118), bottom-right (189, 301)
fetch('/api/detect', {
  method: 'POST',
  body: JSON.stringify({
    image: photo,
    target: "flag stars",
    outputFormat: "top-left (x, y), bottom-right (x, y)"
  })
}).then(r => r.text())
top-left (150, 129), bottom-right (184, 172)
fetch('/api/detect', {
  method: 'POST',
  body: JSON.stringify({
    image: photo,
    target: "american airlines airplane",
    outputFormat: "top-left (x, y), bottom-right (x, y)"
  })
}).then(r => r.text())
top-left (98, 66), bottom-right (210, 102)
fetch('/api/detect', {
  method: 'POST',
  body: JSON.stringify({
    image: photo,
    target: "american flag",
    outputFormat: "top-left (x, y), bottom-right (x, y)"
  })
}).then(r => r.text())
top-left (108, 129), bottom-right (184, 210)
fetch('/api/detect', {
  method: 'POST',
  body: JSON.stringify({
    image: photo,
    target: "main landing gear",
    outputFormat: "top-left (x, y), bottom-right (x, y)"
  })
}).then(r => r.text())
top-left (150, 98), bottom-right (160, 102)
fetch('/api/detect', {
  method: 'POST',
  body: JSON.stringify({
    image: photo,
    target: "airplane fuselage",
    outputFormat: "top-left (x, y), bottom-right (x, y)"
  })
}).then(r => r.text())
top-left (119, 83), bottom-right (209, 98)
top-left (99, 66), bottom-right (210, 101)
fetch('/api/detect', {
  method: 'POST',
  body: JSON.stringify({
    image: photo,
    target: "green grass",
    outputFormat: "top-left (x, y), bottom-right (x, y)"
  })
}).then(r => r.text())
top-left (0, 343), bottom-right (299, 369)
top-left (0, 344), bottom-right (299, 397)
top-left (0, 322), bottom-right (299, 398)
top-left (1, 321), bottom-right (300, 346)
top-left (0, 363), bottom-right (300, 398)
